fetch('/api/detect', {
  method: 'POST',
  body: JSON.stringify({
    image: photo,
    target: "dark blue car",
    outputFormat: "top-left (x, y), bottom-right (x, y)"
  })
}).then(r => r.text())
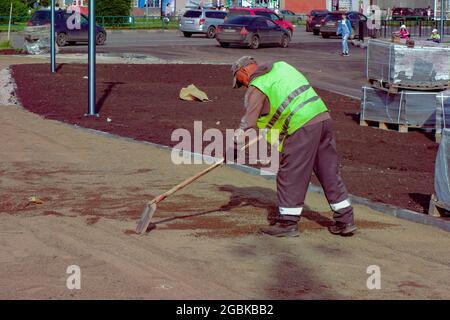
top-left (28, 9), bottom-right (107, 46)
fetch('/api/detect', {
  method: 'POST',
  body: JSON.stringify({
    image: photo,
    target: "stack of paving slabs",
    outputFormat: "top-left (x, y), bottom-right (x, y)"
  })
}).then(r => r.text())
top-left (23, 25), bottom-right (57, 55)
top-left (430, 129), bottom-right (450, 216)
top-left (360, 39), bottom-right (450, 140)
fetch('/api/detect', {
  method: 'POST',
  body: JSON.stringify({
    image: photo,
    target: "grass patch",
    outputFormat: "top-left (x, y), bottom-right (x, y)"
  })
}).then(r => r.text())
top-left (0, 39), bottom-right (12, 49)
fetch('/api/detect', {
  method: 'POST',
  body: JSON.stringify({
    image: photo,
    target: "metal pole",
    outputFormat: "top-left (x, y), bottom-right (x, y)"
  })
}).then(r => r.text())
top-left (440, 0), bottom-right (446, 42)
top-left (51, 0), bottom-right (56, 73)
top-left (7, 2), bottom-right (12, 41)
top-left (87, 0), bottom-right (97, 116)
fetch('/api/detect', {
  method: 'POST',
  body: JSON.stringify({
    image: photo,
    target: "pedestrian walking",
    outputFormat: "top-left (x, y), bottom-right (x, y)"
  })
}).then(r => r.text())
top-left (337, 14), bottom-right (352, 56)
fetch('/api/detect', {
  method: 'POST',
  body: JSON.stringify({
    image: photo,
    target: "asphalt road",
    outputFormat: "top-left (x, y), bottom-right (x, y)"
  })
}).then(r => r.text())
top-left (11, 29), bottom-right (366, 98)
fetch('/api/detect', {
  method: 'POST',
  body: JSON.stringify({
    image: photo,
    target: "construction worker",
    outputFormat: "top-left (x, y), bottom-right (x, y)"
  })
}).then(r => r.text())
top-left (230, 56), bottom-right (357, 237)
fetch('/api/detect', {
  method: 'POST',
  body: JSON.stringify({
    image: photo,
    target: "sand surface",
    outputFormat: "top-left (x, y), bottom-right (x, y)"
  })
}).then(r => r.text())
top-left (1, 104), bottom-right (449, 299)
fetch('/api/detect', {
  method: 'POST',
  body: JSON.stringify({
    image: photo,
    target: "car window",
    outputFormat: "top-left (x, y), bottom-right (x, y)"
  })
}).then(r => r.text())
top-left (217, 12), bottom-right (226, 19)
top-left (227, 10), bottom-right (250, 17)
top-left (32, 11), bottom-right (50, 21)
top-left (183, 10), bottom-right (202, 18)
top-left (80, 14), bottom-right (88, 25)
top-left (270, 13), bottom-right (280, 20)
top-left (326, 14), bottom-right (340, 21)
top-left (226, 16), bottom-right (253, 25)
top-left (205, 12), bottom-right (215, 18)
top-left (254, 11), bottom-right (270, 18)
top-left (266, 20), bottom-right (277, 28)
top-left (254, 18), bottom-right (267, 27)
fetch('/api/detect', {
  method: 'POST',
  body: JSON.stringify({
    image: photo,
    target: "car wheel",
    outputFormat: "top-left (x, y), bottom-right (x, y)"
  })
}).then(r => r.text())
top-left (249, 35), bottom-right (259, 49)
top-left (56, 32), bottom-right (68, 47)
top-left (219, 42), bottom-right (229, 48)
top-left (183, 32), bottom-right (192, 38)
top-left (313, 29), bottom-right (320, 35)
top-left (322, 33), bottom-right (330, 39)
top-left (206, 26), bottom-right (216, 39)
top-left (96, 32), bottom-right (106, 45)
top-left (280, 34), bottom-right (289, 48)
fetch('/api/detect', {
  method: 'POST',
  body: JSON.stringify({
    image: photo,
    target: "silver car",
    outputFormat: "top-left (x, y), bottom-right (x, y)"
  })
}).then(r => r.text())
top-left (179, 9), bottom-right (227, 38)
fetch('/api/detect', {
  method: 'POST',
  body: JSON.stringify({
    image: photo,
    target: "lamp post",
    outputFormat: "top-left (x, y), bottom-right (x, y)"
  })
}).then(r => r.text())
top-left (87, 0), bottom-right (98, 116)
top-left (50, 0), bottom-right (55, 73)
top-left (440, 0), bottom-right (446, 42)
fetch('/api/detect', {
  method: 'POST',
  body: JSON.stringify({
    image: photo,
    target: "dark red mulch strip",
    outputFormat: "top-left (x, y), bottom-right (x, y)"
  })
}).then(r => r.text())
top-left (11, 63), bottom-right (438, 214)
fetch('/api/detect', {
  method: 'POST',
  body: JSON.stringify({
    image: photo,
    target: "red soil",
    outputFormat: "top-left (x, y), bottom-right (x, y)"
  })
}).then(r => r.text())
top-left (0, 49), bottom-right (26, 55)
top-left (11, 64), bottom-right (439, 214)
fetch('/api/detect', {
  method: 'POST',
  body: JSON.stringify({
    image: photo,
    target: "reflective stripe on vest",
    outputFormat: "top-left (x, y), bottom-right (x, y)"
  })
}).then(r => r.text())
top-left (250, 62), bottom-right (328, 151)
top-left (267, 84), bottom-right (311, 128)
top-left (279, 95), bottom-right (321, 140)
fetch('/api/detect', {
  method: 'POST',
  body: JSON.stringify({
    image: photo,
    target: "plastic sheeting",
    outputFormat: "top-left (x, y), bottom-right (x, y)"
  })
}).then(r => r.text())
top-left (23, 25), bottom-right (58, 55)
top-left (360, 87), bottom-right (450, 130)
top-left (435, 129), bottom-right (450, 205)
top-left (366, 39), bottom-right (450, 87)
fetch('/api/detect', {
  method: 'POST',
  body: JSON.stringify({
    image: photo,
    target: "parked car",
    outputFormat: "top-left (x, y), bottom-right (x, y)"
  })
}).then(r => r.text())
top-left (216, 15), bottom-right (291, 49)
top-left (279, 9), bottom-right (302, 24)
top-left (227, 7), bottom-right (294, 36)
top-left (392, 7), bottom-right (415, 20)
top-left (179, 9), bottom-right (227, 38)
top-left (28, 9), bottom-right (107, 46)
top-left (308, 9), bottom-right (330, 34)
top-left (319, 11), bottom-right (367, 38)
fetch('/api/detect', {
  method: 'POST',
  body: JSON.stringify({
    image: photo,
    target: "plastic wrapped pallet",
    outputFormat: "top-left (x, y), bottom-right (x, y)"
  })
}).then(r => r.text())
top-left (360, 86), bottom-right (450, 128)
top-left (435, 129), bottom-right (450, 204)
top-left (366, 39), bottom-right (450, 87)
top-left (23, 25), bottom-right (58, 55)
top-left (436, 91), bottom-right (450, 134)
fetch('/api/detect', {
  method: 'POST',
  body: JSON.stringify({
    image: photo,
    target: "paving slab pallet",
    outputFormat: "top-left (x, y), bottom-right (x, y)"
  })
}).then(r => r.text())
top-left (359, 119), bottom-right (441, 142)
top-left (368, 78), bottom-right (449, 94)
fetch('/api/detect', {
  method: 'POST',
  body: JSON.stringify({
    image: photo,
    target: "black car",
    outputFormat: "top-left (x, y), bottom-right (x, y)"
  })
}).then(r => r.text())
top-left (28, 9), bottom-right (107, 46)
top-left (309, 10), bottom-right (330, 34)
top-left (216, 16), bottom-right (290, 49)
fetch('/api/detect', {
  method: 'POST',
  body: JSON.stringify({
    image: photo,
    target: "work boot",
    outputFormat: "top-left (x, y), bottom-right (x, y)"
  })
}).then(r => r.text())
top-left (328, 221), bottom-right (357, 236)
top-left (259, 221), bottom-right (299, 237)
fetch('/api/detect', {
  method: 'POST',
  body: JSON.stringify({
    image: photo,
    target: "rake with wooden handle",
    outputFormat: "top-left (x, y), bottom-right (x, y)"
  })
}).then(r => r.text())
top-left (135, 133), bottom-right (264, 234)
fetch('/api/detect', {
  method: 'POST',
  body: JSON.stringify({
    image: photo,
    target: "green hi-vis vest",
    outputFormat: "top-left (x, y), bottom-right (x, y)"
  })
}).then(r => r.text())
top-left (250, 61), bottom-right (329, 151)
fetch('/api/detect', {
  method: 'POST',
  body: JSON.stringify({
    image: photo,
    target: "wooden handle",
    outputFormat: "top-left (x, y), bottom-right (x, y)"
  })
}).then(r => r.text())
top-left (148, 132), bottom-right (264, 205)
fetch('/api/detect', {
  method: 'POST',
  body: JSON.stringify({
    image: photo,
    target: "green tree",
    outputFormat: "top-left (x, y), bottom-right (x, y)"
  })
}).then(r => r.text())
top-left (0, 0), bottom-right (30, 22)
top-left (97, 0), bottom-right (132, 17)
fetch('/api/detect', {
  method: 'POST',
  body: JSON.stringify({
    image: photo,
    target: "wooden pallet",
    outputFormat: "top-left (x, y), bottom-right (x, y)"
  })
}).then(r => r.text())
top-left (428, 194), bottom-right (450, 217)
top-left (360, 119), bottom-right (409, 133)
top-left (368, 79), bottom-right (449, 94)
top-left (360, 119), bottom-right (442, 142)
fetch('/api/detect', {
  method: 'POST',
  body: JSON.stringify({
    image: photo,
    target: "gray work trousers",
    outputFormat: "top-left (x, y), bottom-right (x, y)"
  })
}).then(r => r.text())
top-left (277, 118), bottom-right (354, 224)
